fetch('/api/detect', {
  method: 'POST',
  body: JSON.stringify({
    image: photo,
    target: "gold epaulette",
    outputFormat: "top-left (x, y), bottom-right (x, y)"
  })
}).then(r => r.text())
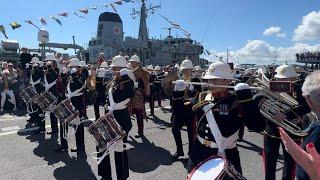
top-left (192, 91), bottom-right (212, 111)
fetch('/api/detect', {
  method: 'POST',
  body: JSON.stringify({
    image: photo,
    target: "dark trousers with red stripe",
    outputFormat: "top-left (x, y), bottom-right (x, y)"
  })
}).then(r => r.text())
top-left (264, 135), bottom-right (297, 180)
top-left (97, 137), bottom-right (129, 180)
top-left (131, 108), bottom-right (144, 136)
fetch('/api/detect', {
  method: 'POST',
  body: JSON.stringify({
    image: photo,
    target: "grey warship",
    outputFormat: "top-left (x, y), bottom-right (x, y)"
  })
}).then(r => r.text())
top-left (87, 0), bottom-right (204, 66)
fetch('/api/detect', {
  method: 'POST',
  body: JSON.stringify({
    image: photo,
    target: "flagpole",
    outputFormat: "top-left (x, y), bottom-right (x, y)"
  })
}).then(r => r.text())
top-left (227, 48), bottom-right (229, 64)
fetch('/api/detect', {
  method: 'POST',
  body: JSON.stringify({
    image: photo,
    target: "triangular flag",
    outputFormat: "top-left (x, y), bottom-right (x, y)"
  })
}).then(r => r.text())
top-left (39, 17), bottom-right (47, 26)
top-left (58, 12), bottom-right (69, 17)
top-left (73, 12), bottom-right (85, 18)
top-left (50, 16), bottom-right (62, 25)
top-left (10, 21), bottom-right (21, 30)
top-left (206, 49), bottom-right (211, 55)
top-left (110, 3), bottom-right (117, 13)
top-left (114, 0), bottom-right (123, 5)
top-left (24, 20), bottom-right (41, 30)
top-left (0, 25), bottom-right (8, 39)
top-left (79, 9), bottom-right (89, 14)
top-left (171, 23), bottom-right (180, 27)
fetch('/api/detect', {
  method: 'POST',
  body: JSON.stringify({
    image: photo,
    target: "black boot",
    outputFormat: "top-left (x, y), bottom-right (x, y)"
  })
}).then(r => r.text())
top-left (171, 150), bottom-right (184, 161)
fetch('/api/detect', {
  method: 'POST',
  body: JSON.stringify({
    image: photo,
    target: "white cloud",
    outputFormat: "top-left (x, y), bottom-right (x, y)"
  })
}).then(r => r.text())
top-left (263, 26), bottom-right (286, 38)
top-left (205, 40), bottom-right (320, 64)
top-left (263, 26), bottom-right (281, 36)
top-left (293, 11), bottom-right (320, 41)
top-left (276, 33), bottom-right (286, 38)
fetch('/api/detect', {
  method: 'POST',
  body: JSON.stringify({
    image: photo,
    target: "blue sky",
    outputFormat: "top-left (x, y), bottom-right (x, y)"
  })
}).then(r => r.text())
top-left (1, 0), bottom-right (320, 63)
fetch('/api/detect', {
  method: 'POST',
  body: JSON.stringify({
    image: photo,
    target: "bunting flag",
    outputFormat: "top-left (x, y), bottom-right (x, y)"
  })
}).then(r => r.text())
top-left (73, 12), bottom-right (85, 18)
top-left (10, 21), bottom-right (21, 30)
top-left (110, 3), bottom-right (117, 13)
top-left (206, 49), bottom-right (211, 56)
top-left (79, 9), bottom-right (89, 14)
top-left (3, 0), bottom-right (135, 32)
top-left (24, 20), bottom-right (41, 30)
top-left (40, 17), bottom-right (47, 26)
top-left (58, 12), bottom-right (69, 17)
top-left (114, 0), bottom-right (123, 5)
top-left (0, 25), bottom-right (8, 39)
top-left (50, 16), bottom-right (62, 25)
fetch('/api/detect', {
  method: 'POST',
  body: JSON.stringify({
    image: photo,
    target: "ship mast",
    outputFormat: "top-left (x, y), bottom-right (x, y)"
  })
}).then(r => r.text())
top-left (138, 0), bottom-right (148, 49)
top-left (131, 0), bottom-right (160, 65)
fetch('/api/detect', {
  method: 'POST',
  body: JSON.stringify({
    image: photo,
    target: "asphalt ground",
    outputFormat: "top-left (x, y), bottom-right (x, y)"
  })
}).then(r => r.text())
top-left (0, 100), bottom-right (285, 180)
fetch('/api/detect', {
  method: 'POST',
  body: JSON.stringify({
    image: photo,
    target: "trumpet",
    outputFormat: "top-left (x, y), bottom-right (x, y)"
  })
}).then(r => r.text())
top-left (172, 80), bottom-right (263, 91)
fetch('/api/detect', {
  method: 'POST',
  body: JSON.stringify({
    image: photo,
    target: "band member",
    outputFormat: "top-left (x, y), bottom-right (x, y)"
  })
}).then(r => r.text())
top-left (55, 66), bottom-right (69, 152)
top-left (171, 58), bottom-right (201, 160)
top-left (43, 55), bottom-right (59, 135)
top-left (264, 64), bottom-right (311, 180)
top-left (128, 55), bottom-right (150, 138)
top-left (193, 65), bottom-right (203, 78)
top-left (154, 65), bottom-right (165, 107)
top-left (187, 61), bottom-right (265, 175)
top-left (94, 62), bottom-right (111, 119)
top-left (66, 58), bottom-right (86, 152)
top-left (97, 55), bottom-right (134, 180)
top-left (29, 58), bottom-right (46, 133)
top-left (147, 65), bottom-right (156, 116)
top-left (80, 61), bottom-right (89, 119)
top-left (0, 70), bottom-right (17, 112)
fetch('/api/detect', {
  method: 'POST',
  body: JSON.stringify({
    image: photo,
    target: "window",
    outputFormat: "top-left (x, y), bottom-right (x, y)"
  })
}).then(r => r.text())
top-left (98, 24), bottom-right (103, 30)
top-left (97, 31), bottom-right (102, 37)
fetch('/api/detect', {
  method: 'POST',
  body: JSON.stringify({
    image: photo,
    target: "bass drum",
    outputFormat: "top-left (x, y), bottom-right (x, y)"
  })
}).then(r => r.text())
top-left (188, 156), bottom-right (246, 180)
top-left (163, 71), bottom-right (179, 97)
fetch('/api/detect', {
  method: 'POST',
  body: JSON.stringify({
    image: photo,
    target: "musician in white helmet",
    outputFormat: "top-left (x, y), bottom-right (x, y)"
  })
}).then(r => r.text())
top-left (41, 55), bottom-right (59, 135)
top-left (147, 65), bottom-right (156, 116)
top-left (97, 55), bottom-right (134, 180)
top-left (28, 58), bottom-right (46, 133)
top-left (187, 61), bottom-right (265, 175)
top-left (154, 65), bottom-right (165, 107)
top-left (59, 58), bottom-right (86, 152)
top-left (264, 64), bottom-right (311, 180)
top-left (94, 62), bottom-right (112, 120)
top-left (128, 55), bottom-right (150, 138)
top-left (171, 58), bottom-right (202, 161)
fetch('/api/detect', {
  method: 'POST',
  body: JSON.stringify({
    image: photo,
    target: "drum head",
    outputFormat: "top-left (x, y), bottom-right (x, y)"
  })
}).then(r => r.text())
top-left (189, 157), bottom-right (225, 180)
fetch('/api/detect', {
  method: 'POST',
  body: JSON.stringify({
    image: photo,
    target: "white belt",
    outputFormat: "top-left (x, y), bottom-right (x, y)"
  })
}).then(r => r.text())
top-left (108, 99), bottom-right (129, 112)
top-left (197, 135), bottom-right (237, 149)
top-left (30, 79), bottom-right (41, 87)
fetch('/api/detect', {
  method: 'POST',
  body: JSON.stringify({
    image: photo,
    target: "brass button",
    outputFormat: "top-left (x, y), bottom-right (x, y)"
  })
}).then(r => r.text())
top-left (206, 124), bottom-right (209, 127)
top-left (205, 136), bottom-right (208, 139)
top-left (205, 130), bottom-right (208, 133)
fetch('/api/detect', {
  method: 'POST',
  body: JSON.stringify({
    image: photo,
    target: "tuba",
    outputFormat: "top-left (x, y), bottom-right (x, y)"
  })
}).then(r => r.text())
top-left (249, 69), bottom-right (308, 137)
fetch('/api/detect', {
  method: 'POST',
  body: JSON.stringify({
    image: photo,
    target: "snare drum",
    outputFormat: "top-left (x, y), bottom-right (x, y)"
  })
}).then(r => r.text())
top-left (51, 99), bottom-right (79, 125)
top-left (35, 91), bottom-right (58, 111)
top-left (88, 113), bottom-right (126, 151)
top-left (188, 156), bottom-right (246, 180)
top-left (20, 86), bottom-right (38, 103)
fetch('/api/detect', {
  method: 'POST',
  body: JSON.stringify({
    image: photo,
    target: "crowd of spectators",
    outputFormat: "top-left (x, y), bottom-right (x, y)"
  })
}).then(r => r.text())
top-left (296, 52), bottom-right (320, 61)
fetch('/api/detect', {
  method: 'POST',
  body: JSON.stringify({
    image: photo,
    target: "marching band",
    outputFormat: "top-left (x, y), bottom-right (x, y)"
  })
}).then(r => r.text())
top-left (10, 53), bottom-right (319, 180)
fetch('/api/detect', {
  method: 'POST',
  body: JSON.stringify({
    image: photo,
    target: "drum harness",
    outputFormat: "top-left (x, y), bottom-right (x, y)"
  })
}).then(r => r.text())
top-left (26, 75), bottom-right (40, 114)
top-left (94, 84), bottom-right (130, 165)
